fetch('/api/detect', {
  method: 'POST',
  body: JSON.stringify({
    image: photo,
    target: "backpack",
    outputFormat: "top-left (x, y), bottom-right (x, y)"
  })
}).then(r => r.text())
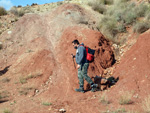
top-left (80, 45), bottom-right (95, 62)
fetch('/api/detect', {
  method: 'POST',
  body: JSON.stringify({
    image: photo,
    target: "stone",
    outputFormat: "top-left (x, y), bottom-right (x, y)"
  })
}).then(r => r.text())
top-left (59, 108), bottom-right (66, 112)
top-left (0, 42), bottom-right (3, 49)
top-left (8, 31), bottom-right (12, 34)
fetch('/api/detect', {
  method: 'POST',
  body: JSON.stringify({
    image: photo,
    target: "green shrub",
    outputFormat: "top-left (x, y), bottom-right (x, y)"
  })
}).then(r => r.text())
top-left (133, 21), bottom-right (150, 33)
top-left (0, 7), bottom-right (7, 16)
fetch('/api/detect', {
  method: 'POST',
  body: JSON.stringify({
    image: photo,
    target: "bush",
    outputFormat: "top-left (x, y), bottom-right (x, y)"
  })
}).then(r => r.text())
top-left (133, 21), bottom-right (150, 33)
top-left (134, 3), bottom-right (148, 17)
top-left (114, 0), bottom-right (131, 5)
top-left (10, 6), bottom-right (32, 17)
top-left (122, 11), bottom-right (137, 25)
top-left (98, 16), bottom-right (126, 43)
top-left (88, 0), bottom-right (106, 14)
top-left (18, 9), bottom-right (25, 17)
top-left (88, 0), bottom-right (113, 6)
top-left (92, 4), bottom-right (106, 14)
top-left (99, 16), bottom-right (118, 37)
top-left (0, 7), bottom-right (7, 16)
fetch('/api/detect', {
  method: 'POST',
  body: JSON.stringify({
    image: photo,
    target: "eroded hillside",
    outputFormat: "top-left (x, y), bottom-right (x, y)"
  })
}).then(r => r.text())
top-left (0, 1), bottom-right (150, 113)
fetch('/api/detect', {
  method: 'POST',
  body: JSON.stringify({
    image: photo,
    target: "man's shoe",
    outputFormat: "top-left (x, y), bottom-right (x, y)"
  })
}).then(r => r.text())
top-left (75, 88), bottom-right (85, 93)
top-left (91, 87), bottom-right (97, 92)
top-left (91, 84), bottom-right (98, 92)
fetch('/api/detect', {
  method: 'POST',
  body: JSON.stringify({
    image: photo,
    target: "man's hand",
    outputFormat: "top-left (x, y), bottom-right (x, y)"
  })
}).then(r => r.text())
top-left (77, 64), bottom-right (80, 69)
top-left (71, 54), bottom-right (75, 58)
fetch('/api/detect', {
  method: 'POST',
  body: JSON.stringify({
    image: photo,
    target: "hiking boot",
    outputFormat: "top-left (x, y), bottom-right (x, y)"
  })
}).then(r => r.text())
top-left (91, 84), bottom-right (98, 92)
top-left (75, 87), bottom-right (85, 93)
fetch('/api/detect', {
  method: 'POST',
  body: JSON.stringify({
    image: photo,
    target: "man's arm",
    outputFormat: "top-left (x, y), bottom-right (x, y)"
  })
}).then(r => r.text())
top-left (76, 46), bottom-right (85, 65)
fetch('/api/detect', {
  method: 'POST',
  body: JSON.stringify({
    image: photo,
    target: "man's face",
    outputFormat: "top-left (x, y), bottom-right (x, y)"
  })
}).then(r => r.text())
top-left (73, 43), bottom-right (78, 49)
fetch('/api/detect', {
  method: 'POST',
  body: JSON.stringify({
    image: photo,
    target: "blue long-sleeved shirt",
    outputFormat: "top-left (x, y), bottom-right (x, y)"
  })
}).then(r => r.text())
top-left (75, 43), bottom-right (88, 65)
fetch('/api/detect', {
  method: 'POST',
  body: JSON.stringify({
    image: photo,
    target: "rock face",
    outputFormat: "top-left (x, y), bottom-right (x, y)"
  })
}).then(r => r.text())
top-left (0, 4), bottom-right (114, 113)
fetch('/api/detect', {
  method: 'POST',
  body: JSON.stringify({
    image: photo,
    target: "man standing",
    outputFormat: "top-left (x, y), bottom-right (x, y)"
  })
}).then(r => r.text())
top-left (72, 39), bottom-right (97, 93)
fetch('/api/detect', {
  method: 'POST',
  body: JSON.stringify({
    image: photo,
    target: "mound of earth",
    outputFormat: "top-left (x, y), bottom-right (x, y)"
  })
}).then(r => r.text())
top-left (0, 4), bottom-right (114, 113)
top-left (107, 30), bottom-right (150, 112)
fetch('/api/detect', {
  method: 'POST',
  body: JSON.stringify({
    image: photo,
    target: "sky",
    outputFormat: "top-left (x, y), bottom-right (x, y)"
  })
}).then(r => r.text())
top-left (0, 0), bottom-right (63, 10)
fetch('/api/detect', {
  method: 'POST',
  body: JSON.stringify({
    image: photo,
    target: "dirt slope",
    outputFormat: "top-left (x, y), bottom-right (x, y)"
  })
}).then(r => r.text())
top-left (0, 4), bottom-right (114, 113)
top-left (106, 30), bottom-right (150, 112)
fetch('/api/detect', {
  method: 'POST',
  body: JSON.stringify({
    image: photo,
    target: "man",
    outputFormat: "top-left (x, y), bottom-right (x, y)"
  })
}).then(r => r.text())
top-left (72, 39), bottom-right (97, 93)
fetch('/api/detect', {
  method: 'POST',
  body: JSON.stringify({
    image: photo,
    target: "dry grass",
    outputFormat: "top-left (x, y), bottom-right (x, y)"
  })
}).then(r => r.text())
top-left (19, 77), bottom-right (27, 84)
top-left (3, 109), bottom-right (12, 113)
top-left (1, 78), bottom-right (11, 83)
top-left (19, 87), bottom-right (33, 95)
top-left (0, 22), bottom-right (2, 28)
top-left (0, 91), bottom-right (10, 100)
top-left (119, 91), bottom-right (133, 105)
top-left (102, 108), bottom-right (126, 113)
top-left (99, 92), bottom-right (110, 104)
top-left (142, 95), bottom-right (150, 113)
top-left (19, 72), bottom-right (42, 84)
top-left (127, 110), bottom-right (140, 113)
top-left (42, 102), bottom-right (52, 106)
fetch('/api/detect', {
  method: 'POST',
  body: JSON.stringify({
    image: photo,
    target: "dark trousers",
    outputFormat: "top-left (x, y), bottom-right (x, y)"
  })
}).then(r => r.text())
top-left (78, 63), bottom-right (93, 88)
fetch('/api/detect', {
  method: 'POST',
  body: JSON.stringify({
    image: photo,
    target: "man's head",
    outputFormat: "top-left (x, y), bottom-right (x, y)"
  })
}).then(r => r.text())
top-left (72, 39), bottom-right (79, 49)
